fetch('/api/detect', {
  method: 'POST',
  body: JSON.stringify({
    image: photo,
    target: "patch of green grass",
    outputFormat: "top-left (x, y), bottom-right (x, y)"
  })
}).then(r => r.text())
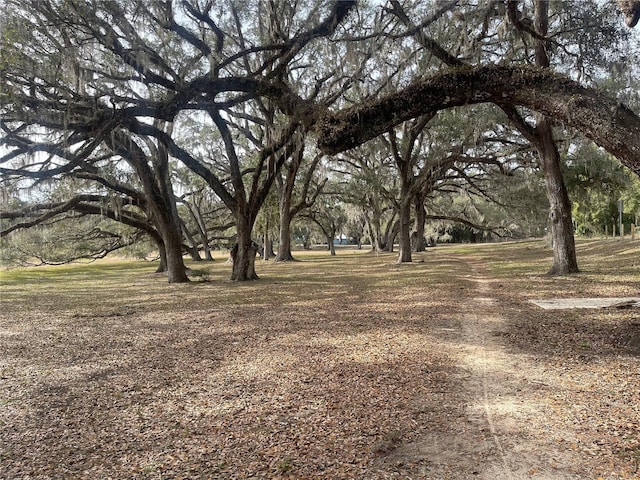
top-left (0, 260), bottom-right (155, 285)
top-left (0, 241), bottom-right (637, 316)
top-left (276, 457), bottom-right (293, 473)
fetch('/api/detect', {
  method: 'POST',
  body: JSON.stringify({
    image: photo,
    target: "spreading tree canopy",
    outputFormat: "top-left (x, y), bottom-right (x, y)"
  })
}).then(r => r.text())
top-left (2, 0), bottom-right (639, 280)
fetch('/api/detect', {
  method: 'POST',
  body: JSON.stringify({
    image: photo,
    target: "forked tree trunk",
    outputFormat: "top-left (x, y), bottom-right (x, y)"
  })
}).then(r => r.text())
top-left (153, 202), bottom-right (189, 283)
top-left (182, 224), bottom-right (202, 262)
top-left (203, 244), bottom-right (214, 261)
top-left (231, 216), bottom-right (259, 281)
top-left (385, 220), bottom-right (399, 253)
top-left (109, 130), bottom-right (189, 283)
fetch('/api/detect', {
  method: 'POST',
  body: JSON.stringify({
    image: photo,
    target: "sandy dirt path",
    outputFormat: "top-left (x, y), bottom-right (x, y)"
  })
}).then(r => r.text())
top-left (397, 256), bottom-right (594, 479)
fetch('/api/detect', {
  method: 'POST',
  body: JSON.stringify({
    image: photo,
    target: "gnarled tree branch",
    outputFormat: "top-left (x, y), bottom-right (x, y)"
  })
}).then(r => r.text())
top-left (315, 65), bottom-right (640, 176)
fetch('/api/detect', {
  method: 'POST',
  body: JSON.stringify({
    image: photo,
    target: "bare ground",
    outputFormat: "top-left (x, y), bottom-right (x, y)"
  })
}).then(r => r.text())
top-left (0, 240), bottom-right (639, 479)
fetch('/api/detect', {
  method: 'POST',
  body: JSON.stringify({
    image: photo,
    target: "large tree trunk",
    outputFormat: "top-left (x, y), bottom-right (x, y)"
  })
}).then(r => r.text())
top-left (275, 195), bottom-right (296, 261)
top-left (412, 195), bottom-right (427, 252)
top-left (159, 223), bottom-right (189, 283)
top-left (155, 196), bottom-right (190, 283)
top-left (156, 180), bottom-right (190, 283)
top-left (231, 215), bottom-right (259, 281)
top-left (162, 227), bottom-right (190, 283)
top-left (537, 118), bottom-right (579, 275)
top-left (108, 130), bottom-right (190, 283)
top-left (397, 196), bottom-right (412, 263)
top-left (533, 0), bottom-right (578, 275)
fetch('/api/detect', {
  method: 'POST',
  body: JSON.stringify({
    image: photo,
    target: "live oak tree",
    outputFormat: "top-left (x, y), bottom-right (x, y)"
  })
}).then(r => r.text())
top-left (348, 0), bottom-right (635, 273)
top-left (504, 0), bottom-right (579, 274)
top-left (336, 142), bottom-right (399, 253)
top-left (1, 2), bottom-right (191, 281)
top-left (381, 107), bottom-right (513, 263)
top-left (109, 126), bottom-right (191, 282)
top-left (1, 111), bottom-right (191, 281)
top-left (0, 122), bottom-right (187, 274)
top-left (315, 1), bottom-right (640, 174)
top-left (175, 168), bottom-right (235, 262)
top-left (1, 0), bottom-right (359, 281)
top-left (314, 0), bottom-right (640, 268)
top-left (302, 191), bottom-right (347, 257)
top-left (3, 0), bottom-right (640, 281)
top-left (274, 143), bottom-right (327, 262)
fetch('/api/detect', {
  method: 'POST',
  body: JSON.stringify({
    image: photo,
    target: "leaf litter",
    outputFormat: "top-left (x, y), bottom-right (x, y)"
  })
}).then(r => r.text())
top-left (0, 240), bottom-right (638, 479)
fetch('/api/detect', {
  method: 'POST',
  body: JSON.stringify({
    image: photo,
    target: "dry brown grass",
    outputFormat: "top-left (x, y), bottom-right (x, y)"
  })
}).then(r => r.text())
top-left (0, 240), bottom-right (638, 479)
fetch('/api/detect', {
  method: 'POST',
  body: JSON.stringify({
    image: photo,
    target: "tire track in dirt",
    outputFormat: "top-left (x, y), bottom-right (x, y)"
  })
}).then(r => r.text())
top-left (385, 254), bottom-right (587, 479)
top-left (460, 257), bottom-right (514, 478)
top-left (443, 255), bottom-right (586, 480)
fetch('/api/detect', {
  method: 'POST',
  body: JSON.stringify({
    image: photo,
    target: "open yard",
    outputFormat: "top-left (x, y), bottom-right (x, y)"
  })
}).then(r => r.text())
top-left (1, 239), bottom-right (639, 479)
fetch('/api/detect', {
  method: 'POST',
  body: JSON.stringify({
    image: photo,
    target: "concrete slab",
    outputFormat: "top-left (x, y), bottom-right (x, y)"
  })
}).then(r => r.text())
top-left (529, 297), bottom-right (640, 310)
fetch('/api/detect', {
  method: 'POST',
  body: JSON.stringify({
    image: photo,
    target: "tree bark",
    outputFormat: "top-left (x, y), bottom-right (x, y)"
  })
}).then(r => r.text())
top-left (412, 194), bottom-right (427, 252)
top-left (109, 130), bottom-right (190, 283)
top-left (231, 215), bottom-right (259, 281)
top-left (162, 225), bottom-right (190, 283)
top-left (386, 117), bottom-right (432, 262)
top-left (274, 147), bottom-right (324, 262)
top-left (275, 189), bottom-right (297, 261)
top-left (315, 65), bottom-right (640, 178)
top-left (537, 118), bottom-right (579, 275)
top-left (397, 195), bottom-right (413, 263)
top-left (533, 0), bottom-right (579, 275)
